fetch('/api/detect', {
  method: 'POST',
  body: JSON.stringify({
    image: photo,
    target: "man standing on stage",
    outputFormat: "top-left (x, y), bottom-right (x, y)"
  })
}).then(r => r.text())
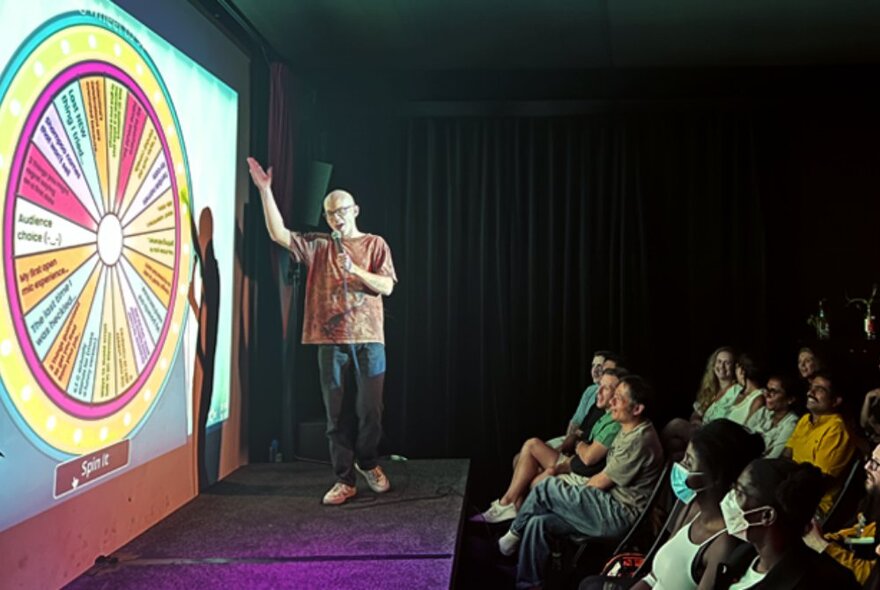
top-left (247, 157), bottom-right (398, 505)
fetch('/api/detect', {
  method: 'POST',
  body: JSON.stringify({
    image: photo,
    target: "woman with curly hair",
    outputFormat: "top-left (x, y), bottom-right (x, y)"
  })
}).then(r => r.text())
top-left (693, 347), bottom-right (737, 419)
top-left (661, 347), bottom-right (736, 460)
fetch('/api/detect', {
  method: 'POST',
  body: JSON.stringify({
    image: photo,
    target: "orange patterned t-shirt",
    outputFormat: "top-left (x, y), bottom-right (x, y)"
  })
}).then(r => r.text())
top-left (287, 232), bottom-right (397, 345)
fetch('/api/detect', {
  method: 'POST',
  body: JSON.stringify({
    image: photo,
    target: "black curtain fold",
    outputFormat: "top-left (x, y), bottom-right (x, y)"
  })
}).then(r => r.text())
top-left (390, 116), bottom-right (668, 461)
top-left (299, 102), bottom-right (768, 463)
top-left (264, 82), bottom-right (880, 473)
top-left (383, 111), bottom-right (767, 462)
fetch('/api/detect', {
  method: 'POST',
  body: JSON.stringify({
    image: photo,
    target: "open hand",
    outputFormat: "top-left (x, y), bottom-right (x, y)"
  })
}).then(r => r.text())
top-left (246, 157), bottom-right (273, 192)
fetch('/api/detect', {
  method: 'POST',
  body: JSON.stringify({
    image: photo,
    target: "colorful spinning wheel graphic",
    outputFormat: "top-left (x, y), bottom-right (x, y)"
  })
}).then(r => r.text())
top-left (0, 12), bottom-right (193, 456)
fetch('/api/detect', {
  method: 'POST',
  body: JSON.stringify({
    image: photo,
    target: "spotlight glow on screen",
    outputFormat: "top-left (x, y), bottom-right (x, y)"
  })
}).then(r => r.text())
top-left (0, 0), bottom-right (237, 531)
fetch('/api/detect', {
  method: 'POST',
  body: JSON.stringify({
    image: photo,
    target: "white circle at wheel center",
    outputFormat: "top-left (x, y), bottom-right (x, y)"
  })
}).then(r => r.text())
top-left (97, 214), bottom-right (123, 265)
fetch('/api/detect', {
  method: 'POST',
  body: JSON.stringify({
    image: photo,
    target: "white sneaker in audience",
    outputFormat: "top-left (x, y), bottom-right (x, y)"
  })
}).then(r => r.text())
top-left (469, 499), bottom-right (517, 523)
top-left (498, 530), bottom-right (521, 556)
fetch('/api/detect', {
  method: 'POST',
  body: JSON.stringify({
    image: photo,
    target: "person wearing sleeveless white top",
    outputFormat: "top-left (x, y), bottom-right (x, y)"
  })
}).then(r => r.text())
top-left (721, 354), bottom-right (765, 425)
top-left (578, 420), bottom-right (765, 590)
top-left (642, 512), bottom-right (728, 589)
top-left (726, 389), bottom-right (764, 425)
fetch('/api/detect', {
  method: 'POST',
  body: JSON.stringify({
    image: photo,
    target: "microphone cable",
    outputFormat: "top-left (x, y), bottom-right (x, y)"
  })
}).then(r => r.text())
top-left (331, 230), bottom-right (361, 375)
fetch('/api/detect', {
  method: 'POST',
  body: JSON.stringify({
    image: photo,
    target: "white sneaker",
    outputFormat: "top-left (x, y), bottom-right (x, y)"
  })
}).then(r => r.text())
top-left (498, 530), bottom-right (521, 556)
top-left (469, 499), bottom-right (518, 523)
top-left (322, 482), bottom-right (357, 505)
top-left (355, 464), bottom-right (391, 493)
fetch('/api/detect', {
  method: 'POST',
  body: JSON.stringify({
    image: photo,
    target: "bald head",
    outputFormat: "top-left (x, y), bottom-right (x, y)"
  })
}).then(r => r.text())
top-left (324, 190), bottom-right (355, 210)
top-left (323, 189), bottom-right (361, 237)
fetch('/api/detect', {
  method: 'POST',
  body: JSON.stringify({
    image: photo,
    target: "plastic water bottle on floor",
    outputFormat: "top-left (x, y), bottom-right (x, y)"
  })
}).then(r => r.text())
top-left (269, 439), bottom-right (278, 463)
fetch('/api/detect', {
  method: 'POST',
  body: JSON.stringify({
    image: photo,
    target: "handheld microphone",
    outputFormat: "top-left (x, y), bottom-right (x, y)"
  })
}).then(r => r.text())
top-left (331, 230), bottom-right (343, 253)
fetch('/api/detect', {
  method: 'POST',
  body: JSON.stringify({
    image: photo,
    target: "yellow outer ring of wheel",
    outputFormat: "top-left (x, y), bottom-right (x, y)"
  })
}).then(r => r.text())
top-left (0, 23), bottom-right (192, 455)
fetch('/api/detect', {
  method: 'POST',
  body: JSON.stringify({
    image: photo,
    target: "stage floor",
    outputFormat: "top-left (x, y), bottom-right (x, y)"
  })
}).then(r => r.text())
top-left (65, 458), bottom-right (469, 590)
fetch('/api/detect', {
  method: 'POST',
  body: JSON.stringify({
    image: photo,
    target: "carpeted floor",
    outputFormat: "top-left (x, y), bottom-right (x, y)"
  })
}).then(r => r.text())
top-left (64, 458), bottom-right (469, 590)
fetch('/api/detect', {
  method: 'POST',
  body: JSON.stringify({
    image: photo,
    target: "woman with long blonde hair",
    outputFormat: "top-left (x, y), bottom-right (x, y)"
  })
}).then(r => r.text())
top-left (661, 346), bottom-right (736, 460)
top-left (693, 346), bottom-right (736, 418)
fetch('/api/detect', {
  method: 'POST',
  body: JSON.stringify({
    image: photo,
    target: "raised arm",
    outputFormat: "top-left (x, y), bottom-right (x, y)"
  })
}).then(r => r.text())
top-left (246, 157), bottom-right (290, 247)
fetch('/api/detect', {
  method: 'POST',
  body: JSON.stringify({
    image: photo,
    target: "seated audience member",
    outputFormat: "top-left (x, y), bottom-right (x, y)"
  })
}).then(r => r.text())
top-left (693, 347), bottom-right (738, 420)
top-left (546, 370), bottom-right (631, 488)
top-left (867, 541), bottom-right (880, 589)
top-left (701, 371), bottom-right (745, 424)
top-left (579, 419), bottom-right (765, 590)
top-left (471, 368), bottom-right (625, 523)
top-left (714, 458), bottom-right (858, 589)
top-left (724, 353), bottom-right (766, 426)
top-left (702, 354), bottom-right (743, 424)
top-left (497, 375), bottom-right (664, 590)
top-left (783, 370), bottom-right (856, 517)
top-left (803, 442), bottom-right (880, 586)
top-left (744, 374), bottom-right (801, 458)
top-left (797, 346), bottom-right (823, 382)
top-left (662, 347), bottom-right (736, 459)
top-left (554, 353), bottom-right (621, 456)
top-left (544, 351), bottom-right (615, 451)
top-left (860, 359), bottom-right (880, 445)
top-left (861, 389), bottom-right (880, 446)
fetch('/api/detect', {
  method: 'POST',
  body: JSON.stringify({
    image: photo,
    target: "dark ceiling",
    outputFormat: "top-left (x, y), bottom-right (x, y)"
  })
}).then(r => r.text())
top-left (227, 0), bottom-right (880, 70)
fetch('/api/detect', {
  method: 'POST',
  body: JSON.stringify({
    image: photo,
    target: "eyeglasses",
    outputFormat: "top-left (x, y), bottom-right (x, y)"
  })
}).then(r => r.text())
top-left (765, 387), bottom-right (786, 396)
top-left (324, 205), bottom-right (355, 218)
top-left (865, 456), bottom-right (880, 472)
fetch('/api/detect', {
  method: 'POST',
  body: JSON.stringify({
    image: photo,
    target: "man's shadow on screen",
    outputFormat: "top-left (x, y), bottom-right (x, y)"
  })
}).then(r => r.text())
top-left (189, 207), bottom-right (220, 492)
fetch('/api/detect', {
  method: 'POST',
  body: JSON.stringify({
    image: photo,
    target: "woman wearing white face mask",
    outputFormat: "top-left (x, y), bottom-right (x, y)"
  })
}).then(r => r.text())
top-left (579, 420), bottom-right (764, 590)
top-left (715, 458), bottom-right (860, 589)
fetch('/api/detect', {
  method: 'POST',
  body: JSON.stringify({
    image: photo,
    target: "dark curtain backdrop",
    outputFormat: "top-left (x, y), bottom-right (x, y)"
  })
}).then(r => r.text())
top-left (254, 69), bottom-right (880, 467)
top-left (381, 112), bottom-right (765, 461)
top-left (245, 62), bottom-right (302, 462)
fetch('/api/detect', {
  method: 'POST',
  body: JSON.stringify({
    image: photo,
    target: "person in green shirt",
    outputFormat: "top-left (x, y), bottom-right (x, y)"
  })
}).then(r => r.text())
top-left (470, 367), bottom-right (626, 523)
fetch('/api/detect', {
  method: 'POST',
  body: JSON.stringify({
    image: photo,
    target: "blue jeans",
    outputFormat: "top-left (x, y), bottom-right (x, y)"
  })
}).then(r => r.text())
top-left (317, 343), bottom-right (386, 486)
top-left (509, 478), bottom-right (635, 589)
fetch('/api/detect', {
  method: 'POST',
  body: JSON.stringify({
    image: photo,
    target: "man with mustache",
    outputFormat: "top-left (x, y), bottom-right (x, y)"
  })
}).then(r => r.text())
top-left (783, 370), bottom-right (855, 517)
